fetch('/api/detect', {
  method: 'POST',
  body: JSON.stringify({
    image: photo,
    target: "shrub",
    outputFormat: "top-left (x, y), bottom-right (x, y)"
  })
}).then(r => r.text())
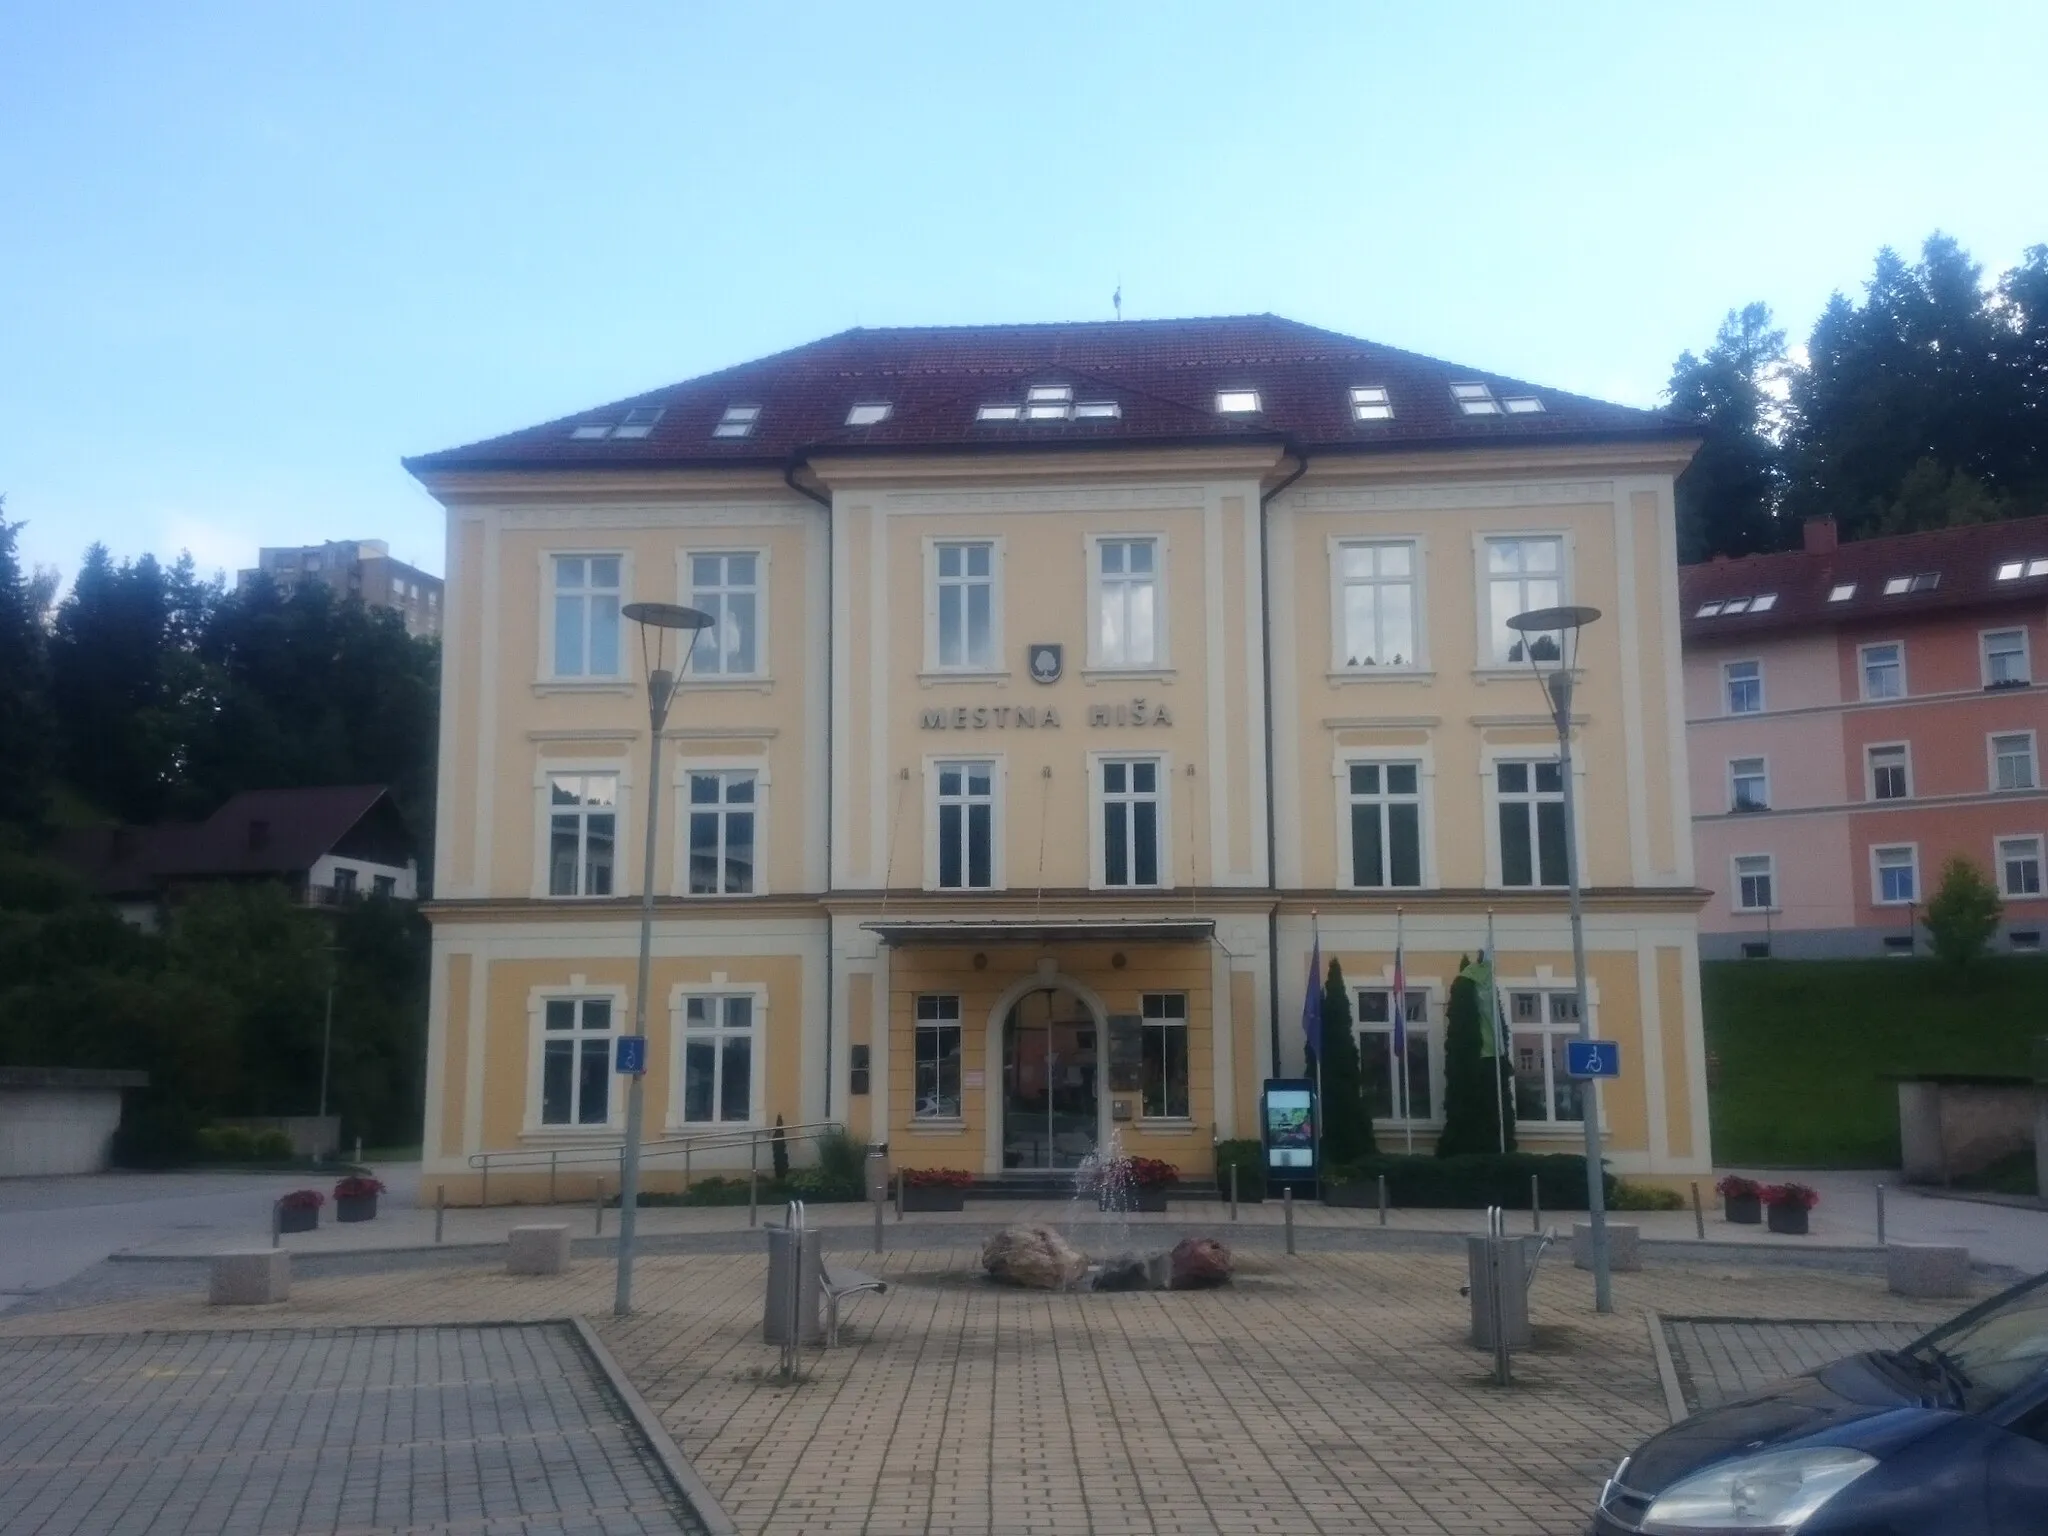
top-left (1324, 1152), bottom-right (1614, 1210)
top-left (333, 1176), bottom-right (384, 1200)
top-left (812, 1127), bottom-right (868, 1198)
top-left (902, 1167), bottom-right (975, 1188)
top-left (253, 1128), bottom-right (293, 1159)
top-left (277, 1189), bottom-right (324, 1210)
top-left (1925, 856), bottom-right (2002, 974)
top-left (198, 1125), bottom-right (257, 1160)
top-left (1715, 1174), bottom-right (1761, 1199)
top-left (1213, 1138), bottom-right (1265, 1202)
top-left (770, 1115), bottom-right (789, 1181)
top-left (1610, 1181), bottom-right (1686, 1211)
top-left (1761, 1181), bottom-right (1820, 1210)
top-left (1316, 959), bottom-right (1373, 1163)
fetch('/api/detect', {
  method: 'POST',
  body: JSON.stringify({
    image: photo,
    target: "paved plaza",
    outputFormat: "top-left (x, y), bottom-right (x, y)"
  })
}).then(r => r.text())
top-left (0, 1229), bottom-right (1984, 1536)
top-left (0, 1323), bottom-right (709, 1536)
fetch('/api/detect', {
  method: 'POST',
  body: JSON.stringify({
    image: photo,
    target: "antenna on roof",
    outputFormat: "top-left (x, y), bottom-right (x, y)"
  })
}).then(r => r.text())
top-left (1113, 279), bottom-right (1122, 321)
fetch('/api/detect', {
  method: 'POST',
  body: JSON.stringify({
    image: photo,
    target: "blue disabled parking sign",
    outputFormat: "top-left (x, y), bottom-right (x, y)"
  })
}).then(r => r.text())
top-left (1565, 1039), bottom-right (1621, 1079)
top-left (614, 1035), bottom-right (648, 1076)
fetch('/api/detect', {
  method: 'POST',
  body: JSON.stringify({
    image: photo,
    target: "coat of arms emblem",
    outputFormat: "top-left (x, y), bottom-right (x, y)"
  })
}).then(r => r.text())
top-left (1027, 643), bottom-right (1062, 684)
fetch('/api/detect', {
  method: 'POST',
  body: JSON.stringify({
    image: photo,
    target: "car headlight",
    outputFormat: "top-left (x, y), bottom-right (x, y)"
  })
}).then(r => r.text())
top-left (1642, 1447), bottom-right (1878, 1531)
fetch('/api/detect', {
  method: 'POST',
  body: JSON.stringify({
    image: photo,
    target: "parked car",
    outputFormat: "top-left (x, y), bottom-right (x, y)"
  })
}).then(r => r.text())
top-left (1591, 1269), bottom-right (2048, 1533)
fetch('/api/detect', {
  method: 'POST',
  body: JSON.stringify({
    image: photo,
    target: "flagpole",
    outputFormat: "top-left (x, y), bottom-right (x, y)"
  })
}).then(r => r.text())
top-left (1311, 910), bottom-right (1323, 1181)
top-left (1488, 907), bottom-right (1506, 1157)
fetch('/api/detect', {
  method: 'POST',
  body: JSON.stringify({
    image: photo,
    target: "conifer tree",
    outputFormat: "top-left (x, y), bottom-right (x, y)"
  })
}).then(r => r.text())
top-left (1316, 959), bottom-right (1374, 1165)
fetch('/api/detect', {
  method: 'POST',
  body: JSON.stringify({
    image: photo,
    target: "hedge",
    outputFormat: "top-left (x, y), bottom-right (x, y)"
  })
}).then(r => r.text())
top-left (1324, 1152), bottom-right (1615, 1210)
top-left (1213, 1139), bottom-right (1266, 1202)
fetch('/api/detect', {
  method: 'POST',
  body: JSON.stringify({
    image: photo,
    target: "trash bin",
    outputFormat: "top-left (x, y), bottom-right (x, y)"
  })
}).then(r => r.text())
top-left (864, 1147), bottom-right (890, 1202)
top-left (763, 1219), bottom-right (824, 1345)
top-left (1465, 1234), bottom-right (1532, 1350)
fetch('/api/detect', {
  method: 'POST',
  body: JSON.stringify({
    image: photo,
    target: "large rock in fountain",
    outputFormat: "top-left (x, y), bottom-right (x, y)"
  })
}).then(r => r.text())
top-left (981, 1225), bottom-right (1089, 1290)
top-left (1168, 1236), bottom-right (1232, 1289)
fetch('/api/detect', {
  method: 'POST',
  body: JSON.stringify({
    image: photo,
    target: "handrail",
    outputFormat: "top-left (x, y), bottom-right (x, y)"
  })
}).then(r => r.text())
top-left (465, 1119), bottom-right (848, 1205)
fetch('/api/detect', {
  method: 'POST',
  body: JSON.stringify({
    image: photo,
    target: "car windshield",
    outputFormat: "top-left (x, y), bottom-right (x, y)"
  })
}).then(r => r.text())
top-left (1905, 1270), bottom-right (2048, 1412)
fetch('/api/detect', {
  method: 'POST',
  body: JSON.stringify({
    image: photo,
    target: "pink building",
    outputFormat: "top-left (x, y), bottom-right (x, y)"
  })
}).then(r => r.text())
top-left (1683, 515), bottom-right (2048, 958)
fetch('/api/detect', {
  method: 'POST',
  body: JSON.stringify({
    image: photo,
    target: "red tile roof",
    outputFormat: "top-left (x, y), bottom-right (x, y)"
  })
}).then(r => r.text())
top-left (1679, 514), bottom-right (2048, 642)
top-left (404, 315), bottom-right (1685, 474)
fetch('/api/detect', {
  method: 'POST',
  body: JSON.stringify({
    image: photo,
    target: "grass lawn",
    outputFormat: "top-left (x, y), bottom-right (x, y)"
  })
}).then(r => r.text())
top-left (1704, 957), bottom-right (2048, 1167)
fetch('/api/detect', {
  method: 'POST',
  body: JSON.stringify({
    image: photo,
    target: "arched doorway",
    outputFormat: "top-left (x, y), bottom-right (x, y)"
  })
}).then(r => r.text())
top-left (999, 986), bottom-right (1102, 1170)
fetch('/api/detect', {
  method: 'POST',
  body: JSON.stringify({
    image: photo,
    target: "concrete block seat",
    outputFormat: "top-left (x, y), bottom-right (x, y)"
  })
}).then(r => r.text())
top-left (507, 1224), bottom-right (571, 1276)
top-left (210, 1250), bottom-right (291, 1305)
top-left (1887, 1242), bottom-right (1972, 1298)
top-left (1573, 1222), bottom-right (1641, 1272)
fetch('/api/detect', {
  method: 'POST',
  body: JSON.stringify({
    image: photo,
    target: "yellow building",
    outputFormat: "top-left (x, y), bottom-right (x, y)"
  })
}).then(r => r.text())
top-left (405, 317), bottom-right (1708, 1202)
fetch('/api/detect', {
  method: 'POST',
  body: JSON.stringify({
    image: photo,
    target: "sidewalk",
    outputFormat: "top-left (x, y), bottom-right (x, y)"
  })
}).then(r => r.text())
top-left (120, 1161), bottom-right (2048, 1273)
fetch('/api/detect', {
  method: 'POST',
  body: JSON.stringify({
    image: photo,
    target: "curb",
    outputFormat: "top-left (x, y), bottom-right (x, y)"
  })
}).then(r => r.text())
top-left (569, 1316), bottom-right (737, 1536)
top-left (1643, 1309), bottom-right (1689, 1424)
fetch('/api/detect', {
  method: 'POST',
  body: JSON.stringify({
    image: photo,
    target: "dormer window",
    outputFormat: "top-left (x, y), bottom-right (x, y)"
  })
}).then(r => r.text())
top-left (1025, 401), bottom-right (1071, 421)
top-left (1501, 396), bottom-right (1544, 414)
top-left (569, 422), bottom-right (611, 440)
top-left (1215, 389), bottom-right (1261, 414)
top-left (976, 404), bottom-right (1021, 422)
top-left (1451, 383), bottom-right (1501, 415)
top-left (1027, 385), bottom-right (1073, 403)
top-left (1696, 601), bottom-right (1724, 617)
top-left (1883, 573), bottom-right (1940, 595)
top-left (845, 402), bottom-right (891, 426)
top-left (1998, 558), bottom-right (2048, 580)
top-left (1350, 386), bottom-right (1393, 421)
top-left (712, 405), bottom-right (760, 439)
top-left (1750, 593), bottom-right (1777, 611)
top-left (1829, 583), bottom-right (1856, 602)
top-left (611, 407), bottom-right (662, 440)
top-left (1072, 401), bottom-right (1121, 419)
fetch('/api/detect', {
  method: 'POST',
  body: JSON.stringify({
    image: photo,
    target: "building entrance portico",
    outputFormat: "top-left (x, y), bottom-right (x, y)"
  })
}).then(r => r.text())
top-left (1000, 985), bottom-right (1101, 1170)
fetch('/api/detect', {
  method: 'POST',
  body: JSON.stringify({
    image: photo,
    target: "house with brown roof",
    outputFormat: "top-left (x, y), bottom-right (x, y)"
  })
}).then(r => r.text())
top-left (59, 785), bottom-right (419, 929)
top-left (1683, 515), bottom-right (2048, 958)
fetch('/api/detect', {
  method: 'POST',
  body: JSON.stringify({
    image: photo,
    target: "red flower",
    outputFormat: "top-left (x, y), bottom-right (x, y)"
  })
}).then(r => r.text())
top-left (1761, 1182), bottom-right (1820, 1210)
top-left (1715, 1175), bottom-right (1760, 1199)
top-left (278, 1189), bottom-right (325, 1210)
top-left (1115, 1156), bottom-right (1181, 1188)
top-left (903, 1167), bottom-right (975, 1188)
top-left (333, 1176), bottom-right (385, 1200)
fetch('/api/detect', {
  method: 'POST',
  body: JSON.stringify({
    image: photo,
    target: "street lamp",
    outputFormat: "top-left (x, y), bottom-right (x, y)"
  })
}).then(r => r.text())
top-left (1504, 603), bottom-right (1614, 1315)
top-left (615, 600), bottom-right (714, 1316)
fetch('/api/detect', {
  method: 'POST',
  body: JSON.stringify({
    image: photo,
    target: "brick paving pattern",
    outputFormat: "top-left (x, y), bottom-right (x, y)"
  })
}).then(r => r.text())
top-left (0, 1324), bottom-right (709, 1536)
top-left (0, 1248), bottom-right (1980, 1536)
top-left (1660, 1317), bottom-right (1928, 1413)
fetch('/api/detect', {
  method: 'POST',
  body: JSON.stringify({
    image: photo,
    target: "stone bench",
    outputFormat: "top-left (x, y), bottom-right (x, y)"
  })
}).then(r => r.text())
top-left (210, 1249), bottom-right (290, 1305)
top-left (506, 1224), bottom-right (571, 1276)
top-left (1887, 1242), bottom-right (1971, 1298)
top-left (1572, 1221), bottom-right (1641, 1272)
top-left (821, 1261), bottom-right (888, 1346)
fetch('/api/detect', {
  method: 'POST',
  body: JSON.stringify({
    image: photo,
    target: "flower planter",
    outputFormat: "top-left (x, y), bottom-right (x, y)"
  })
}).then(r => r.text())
top-left (277, 1204), bottom-right (319, 1234)
top-left (1724, 1194), bottom-right (1762, 1225)
top-left (1766, 1202), bottom-right (1810, 1235)
top-left (900, 1185), bottom-right (966, 1213)
top-left (1101, 1187), bottom-right (1171, 1213)
top-left (335, 1194), bottom-right (378, 1223)
top-left (1323, 1183), bottom-right (1377, 1209)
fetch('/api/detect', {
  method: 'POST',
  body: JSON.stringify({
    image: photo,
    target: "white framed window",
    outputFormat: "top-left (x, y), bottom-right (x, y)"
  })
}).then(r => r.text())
top-left (915, 996), bottom-right (963, 1119)
top-left (534, 993), bottom-right (620, 1129)
top-left (1335, 540), bottom-right (1419, 668)
top-left (1451, 382), bottom-right (1501, 416)
top-left (1829, 583), bottom-right (1856, 602)
top-left (1140, 993), bottom-right (1190, 1119)
top-left (1496, 759), bottom-right (1567, 887)
top-left (1349, 385), bottom-right (1393, 421)
top-left (1998, 836), bottom-right (2043, 899)
top-left (1873, 844), bottom-right (1918, 905)
top-left (1868, 744), bottom-right (1910, 801)
top-left (932, 760), bottom-right (997, 890)
top-left (845, 402), bottom-right (891, 426)
top-left (685, 771), bottom-right (756, 895)
top-left (1097, 756), bottom-right (1164, 889)
top-left (1860, 641), bottom-right (1905, 700)
top-left (1346, 761), bottom-right (1424, 888)
top-left (1983, 628), bottom-right (2030, 688)
top-left (1724, 659), bottom-right (1763, 715)
top-left (1215, 389), bottom-right (1260, 413)
top-left (1357, 989), bottom-right (1432, 1122)
top-left (1733, 854), bottom-right (1776, 912)
top-left (929, 540), bottom-right (999, 671)
top-left (687, 551), bottom-right (762, 676)
top-left (1483, 536), bottom-right (1564, 665)
top-left (1729, 756), bottom-right (1769, 812)
top-left (712, 404), bottom-right (759, 439)
top-left (1092, 536), bottom-right (1160, 667)
top-left (547, 771), bottom-right (619, 897)
top-left (674, 990), bottom-right (761, 1126)
top-left (1509, 990), bottom-right (1586, 1124)
top-left (550, 554), bottom-right (624, 678)
top-left (1992, 731), bottom-right (2038, 791)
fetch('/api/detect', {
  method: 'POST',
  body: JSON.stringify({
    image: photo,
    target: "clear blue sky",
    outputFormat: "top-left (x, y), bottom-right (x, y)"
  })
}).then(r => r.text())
top-left (5, 2), bottom-right (2044, 583)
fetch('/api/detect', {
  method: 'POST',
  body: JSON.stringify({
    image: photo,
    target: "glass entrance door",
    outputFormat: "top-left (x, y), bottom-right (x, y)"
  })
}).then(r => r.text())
top-left (1001, 989), bottom-right (1098, 1169)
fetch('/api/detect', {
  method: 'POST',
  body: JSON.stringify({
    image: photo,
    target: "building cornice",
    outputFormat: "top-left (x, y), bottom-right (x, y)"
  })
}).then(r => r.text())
top-left (411, 467), bottom-right (801, 505)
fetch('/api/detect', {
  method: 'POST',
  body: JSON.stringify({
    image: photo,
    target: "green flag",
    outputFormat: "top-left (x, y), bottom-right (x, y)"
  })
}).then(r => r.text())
top-left (1463, 955), bottom-right (1498, 1058)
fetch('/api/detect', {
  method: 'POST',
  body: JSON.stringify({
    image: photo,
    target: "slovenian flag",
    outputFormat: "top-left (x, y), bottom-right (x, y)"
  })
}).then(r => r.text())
top-left (1390, 943), bottom-right (1407, 1058)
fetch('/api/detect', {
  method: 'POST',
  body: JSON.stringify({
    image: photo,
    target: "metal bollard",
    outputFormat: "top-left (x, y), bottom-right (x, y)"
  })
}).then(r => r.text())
top-left (435, 1185), bottom-right (445, 1244)
top-left (353, 1135), bottom-right (362, 1166)
top-left (1377, 1173), bottom-right (1387, 1227)
top-left (1229, 1163), bottom-right (1239, 1222)
top-left (1531, 1174), bottom-right (1541, 1235)
top-left (1876, 1183), bottom-right (1887, 1245)
top-left (1284, 1187), bottom-right (1295, 1255)
top-left (480, 1161), bottom-right (489, 1209)
top-left (271, 1198), bottom-right (281, 1250)
top-left (894, 1170), bottom-right (903, 1222)
top-left (873, 1179), bottom-right (885, 1256)
top-left (595, 1189), bottom-right (604, 1237)
top-left (749, 1167), bottom-right (759, 1228)
top-left (549, 1151), bottom-right (558, 1206)
top-left (1488, 1206), bottom-right (1512, 1386)
top-left (1691, 1182), bottom-right (1706, 1240)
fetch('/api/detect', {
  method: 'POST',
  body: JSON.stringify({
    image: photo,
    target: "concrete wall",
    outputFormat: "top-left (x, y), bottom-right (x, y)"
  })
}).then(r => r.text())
top-left (1897, 1080), bottom-right (2043, 1183)
top-left (0, 1088), bottom-right (124, 1176)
